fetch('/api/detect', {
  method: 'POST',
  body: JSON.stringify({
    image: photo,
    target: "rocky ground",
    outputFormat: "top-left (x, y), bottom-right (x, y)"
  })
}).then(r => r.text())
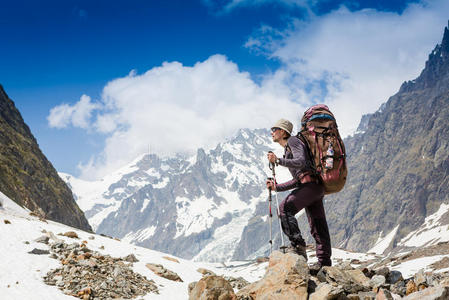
top-left (188, 245), bottom-right (449, 300)
top-left (40, 237), bottom-right (449, 300)
top-left (42, 239), bottom-right (159, 299)
top-left (20, 215), bottom-right (449, 300)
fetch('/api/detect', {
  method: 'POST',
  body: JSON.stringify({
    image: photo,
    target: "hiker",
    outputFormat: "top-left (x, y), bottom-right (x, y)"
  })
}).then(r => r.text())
top-left (266, 118), bottom-right (332, 271)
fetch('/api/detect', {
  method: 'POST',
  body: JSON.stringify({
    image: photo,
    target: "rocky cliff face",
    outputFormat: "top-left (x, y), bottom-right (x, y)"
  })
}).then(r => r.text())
top-left (0, 85), bottom-right (92, 232)
top-left (323, 21), bottom-right (449, 252)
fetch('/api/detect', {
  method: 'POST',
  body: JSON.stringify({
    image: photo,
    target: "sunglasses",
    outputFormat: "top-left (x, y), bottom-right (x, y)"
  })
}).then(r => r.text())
top-left (271, 127), bottom-right (281, 133)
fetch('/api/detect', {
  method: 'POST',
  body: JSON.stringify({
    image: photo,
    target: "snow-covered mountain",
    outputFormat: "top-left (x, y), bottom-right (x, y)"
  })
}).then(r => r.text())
top-left (62, 124), bottom-right (449, 264)
top-left (61, 128), bottom-right (292, 262)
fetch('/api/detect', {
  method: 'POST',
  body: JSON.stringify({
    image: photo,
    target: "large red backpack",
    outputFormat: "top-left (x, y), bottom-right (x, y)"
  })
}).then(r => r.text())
top-left (298, 104), bottom-right (347, 195)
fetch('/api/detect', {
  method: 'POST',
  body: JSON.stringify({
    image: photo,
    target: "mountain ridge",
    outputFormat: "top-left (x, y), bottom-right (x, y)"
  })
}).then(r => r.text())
top-left (0, 84), bottom-right (92, 232)
top-left (323, 21), bottom-right (449, 253)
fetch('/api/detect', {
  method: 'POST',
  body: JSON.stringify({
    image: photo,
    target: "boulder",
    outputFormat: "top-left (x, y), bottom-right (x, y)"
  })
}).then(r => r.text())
top-left (236, 251), bottom-right (309, 300)
top-left (28, 248), bottom-right (50, 255)
top-left (163, 256), bottom-right (180, 263)
top-left (62, 231), bottom-right (79, 239)
top-left (317, 266), bottom-right (371, 294)
top-left (406, 280), bottom-right (417, 295)
top-left (197, 268), bottom-right (216, 276)
top-left (375, 267), bottom-right (390, 278)
top-left (402, 286), bottom-right (449, 300)
top-left (375, 288), bottom-right (401, 300)
top-left (146, 263), bottom-right (183, 282)
top-left (414, 269), bottom-right (427, 288)
top-left (309, 282), bottom-right (345, 300)
top-left (223, 276), bottom-right (250, 290)
top-left (35, 235), bottom-right (50, 244)
top-left (387, 271), bottom-right (403, 284)
top-left (188, 275), bottom-right (236, 300)
top-left (370, 275), bottom-right (386, 289)
top-left (123, 254), bottom-right (139, 262)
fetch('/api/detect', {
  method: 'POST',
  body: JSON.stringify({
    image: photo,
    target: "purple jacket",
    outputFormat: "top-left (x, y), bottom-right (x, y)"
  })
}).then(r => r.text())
top-left (276, 136), bottom-right (314, 192)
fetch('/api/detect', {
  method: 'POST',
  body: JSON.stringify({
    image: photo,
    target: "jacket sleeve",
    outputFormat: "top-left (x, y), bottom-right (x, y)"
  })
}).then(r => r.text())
top-left (275, 178), bottom-right (299, 192)
top-left (278, 137), bottom-right (308, 170)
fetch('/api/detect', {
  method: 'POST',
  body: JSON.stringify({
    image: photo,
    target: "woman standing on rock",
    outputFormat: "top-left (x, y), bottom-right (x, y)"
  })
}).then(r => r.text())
top-left (266, 118), bottom-right (332, 274)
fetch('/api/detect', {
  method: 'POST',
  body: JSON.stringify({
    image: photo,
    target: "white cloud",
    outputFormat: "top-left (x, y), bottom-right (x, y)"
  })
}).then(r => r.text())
top-left (250, 0), bottom-right (449, 136)
top-left (47, 95), bottom-right (98, 129)
top-left (72, 55), bottom-right (305, 179)
top-left (50, 0), bottom-right (449, 180)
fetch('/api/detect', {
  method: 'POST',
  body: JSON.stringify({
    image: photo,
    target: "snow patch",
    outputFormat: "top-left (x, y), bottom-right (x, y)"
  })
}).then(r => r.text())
top-left (89, 201), bottom-right (122, 231)
top-left (0, 191), bottom-right (29, 216)
top-left (400, 203), bottom-right (449, 247)
top-left (390, 255), bottom-right (447, 279)
top-left (153, 177), bottom-right (169, 189)
top-left (368, 225), bottom-right (399, 254)
top-left (140, 199), bottom-right (151, 213)
top-left (123, 226), bottom-right (157, 243)
top-left (174, 196), bottom-right (217, 238)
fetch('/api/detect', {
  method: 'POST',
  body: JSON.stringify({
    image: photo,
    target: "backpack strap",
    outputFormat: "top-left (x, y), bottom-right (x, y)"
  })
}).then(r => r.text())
top-left (296, 132), bottom-right (320, 178)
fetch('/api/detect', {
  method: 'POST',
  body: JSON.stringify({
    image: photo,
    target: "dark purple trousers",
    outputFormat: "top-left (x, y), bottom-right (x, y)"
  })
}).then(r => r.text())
top-left (279, 182), bottom-right (332, 265)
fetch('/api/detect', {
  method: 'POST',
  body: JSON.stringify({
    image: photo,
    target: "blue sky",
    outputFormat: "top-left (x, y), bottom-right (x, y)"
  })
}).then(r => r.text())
top-left (1, 0), bottom-right (448, 179)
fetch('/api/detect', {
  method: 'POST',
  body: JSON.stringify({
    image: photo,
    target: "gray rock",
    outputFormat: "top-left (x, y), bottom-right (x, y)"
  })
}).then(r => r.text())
top-left (35, 235), bottom-right (50, 244)
top-left (124, 254), bottom-right (139, 262)
top-left (28, 248), bottom-right (50, 255)
top-left (375, 267), bottom-right (390, 278)
top-left (357, 291), bottom-right (376, 300)
top-left (414, 269), bottom-right (427, 287)
top-left (370, 275), bottom-right (386, 288)
top-left (387, 271), bottom-right (403, 284)
top-left (223, 276), bottom-right (249, 290)
top-left (146, 263), bottom-right (183, 282)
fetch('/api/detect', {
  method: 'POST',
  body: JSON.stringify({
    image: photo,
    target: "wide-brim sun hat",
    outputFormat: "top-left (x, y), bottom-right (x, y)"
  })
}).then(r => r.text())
top-left (272, 118), bottom-right (293, 135)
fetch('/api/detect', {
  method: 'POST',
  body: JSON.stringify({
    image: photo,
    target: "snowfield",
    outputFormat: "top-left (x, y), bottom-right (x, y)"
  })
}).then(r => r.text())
top-left (0, 191), bottom-right (265, 299)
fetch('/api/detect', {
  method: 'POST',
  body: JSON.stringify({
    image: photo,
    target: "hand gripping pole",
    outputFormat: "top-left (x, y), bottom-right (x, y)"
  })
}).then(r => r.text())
top-left (268, 152), bottom-right (287, 253)
top-left (267, 177), bottom-right (273, 255)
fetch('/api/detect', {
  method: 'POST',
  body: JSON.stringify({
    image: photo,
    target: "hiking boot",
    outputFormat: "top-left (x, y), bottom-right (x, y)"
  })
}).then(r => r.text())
top-left (285, 244), bottom-right (307, 261)
top-left (309, 261), bottom-right (331, 276)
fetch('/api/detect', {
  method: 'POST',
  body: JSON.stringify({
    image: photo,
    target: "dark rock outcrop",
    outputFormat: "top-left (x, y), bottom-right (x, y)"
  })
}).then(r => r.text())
top-left (0, 85), bottom-right (92, 232)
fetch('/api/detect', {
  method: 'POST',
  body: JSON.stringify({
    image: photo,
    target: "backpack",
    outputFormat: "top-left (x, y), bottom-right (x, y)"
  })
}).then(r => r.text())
top-left (297, 104), bottom-right (347, 195)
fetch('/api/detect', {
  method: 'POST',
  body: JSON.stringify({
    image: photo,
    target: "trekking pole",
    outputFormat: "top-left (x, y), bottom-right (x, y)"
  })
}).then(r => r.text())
top-left (267, 177), bottom-right (273, 255)
top-left (268, 151), bottom-right (287, 253)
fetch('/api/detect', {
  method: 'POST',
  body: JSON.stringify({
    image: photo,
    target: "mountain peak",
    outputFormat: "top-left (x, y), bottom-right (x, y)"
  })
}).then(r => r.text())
top-left (442, 20), bottom-right (449, 54)
top-left (399, 20), bottom-right (449, 92)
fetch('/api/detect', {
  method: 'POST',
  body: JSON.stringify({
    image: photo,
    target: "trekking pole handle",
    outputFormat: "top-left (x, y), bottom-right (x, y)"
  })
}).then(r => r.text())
top-left (267, 177), bottom-right (274, 190)
top-left (268, 151), bottom-right (277, 172)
